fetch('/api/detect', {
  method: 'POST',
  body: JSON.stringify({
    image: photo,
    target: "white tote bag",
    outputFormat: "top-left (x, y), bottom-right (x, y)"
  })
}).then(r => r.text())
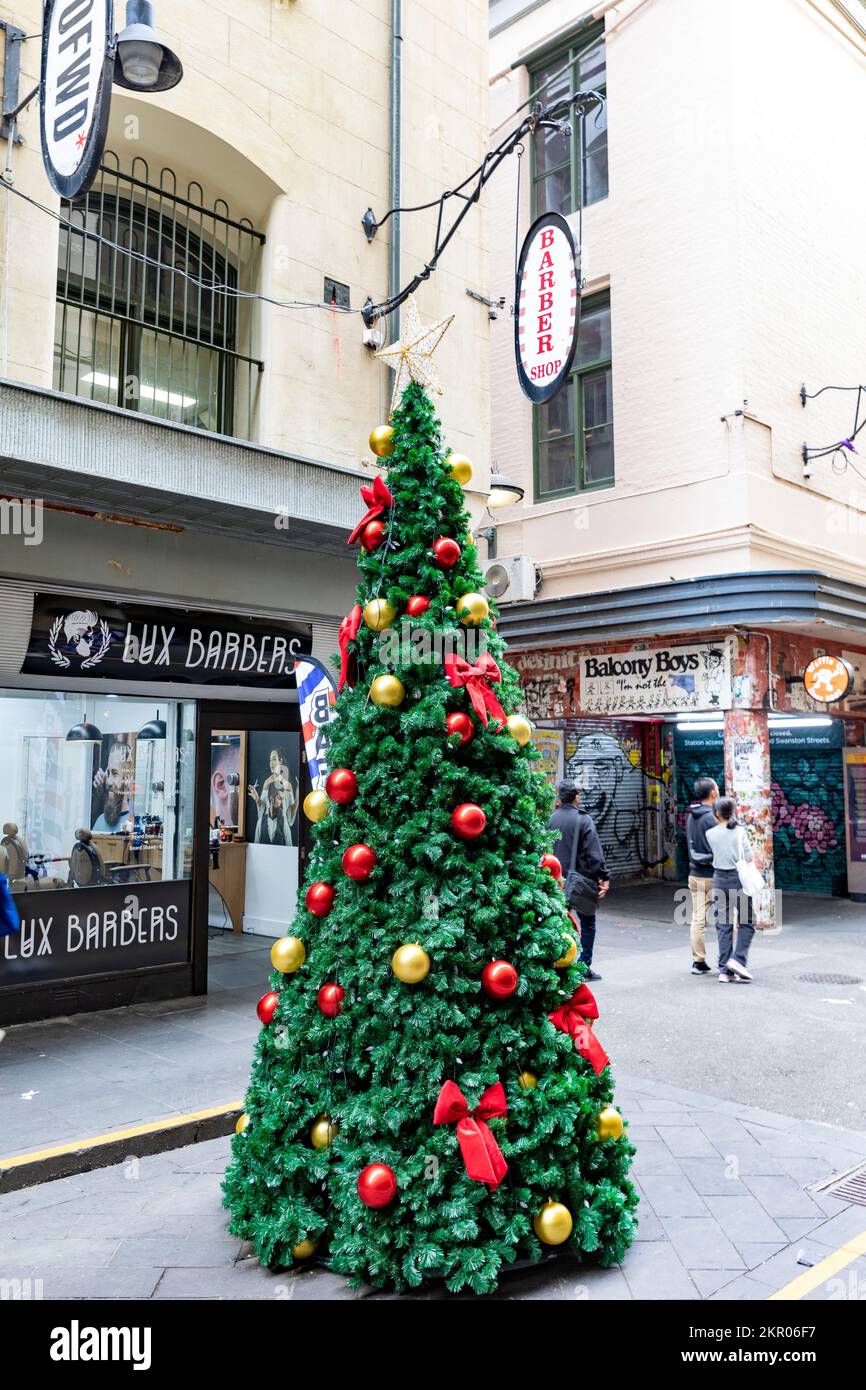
top-left (736, 827), bottom-right (763, 899)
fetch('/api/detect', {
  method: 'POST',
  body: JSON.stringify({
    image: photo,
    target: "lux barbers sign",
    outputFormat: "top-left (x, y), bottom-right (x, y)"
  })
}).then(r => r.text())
top-left (1, 881), bottom-right (190, 986)
top-left (23, 593), bottom-right (312, 687)
top-left (41, 0), bottom-right (115, 198)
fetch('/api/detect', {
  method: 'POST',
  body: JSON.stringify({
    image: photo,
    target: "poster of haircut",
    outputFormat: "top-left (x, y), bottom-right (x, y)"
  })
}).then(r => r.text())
top-left (90, 735), bottom-right (136, 834)
top-left (209, 734), bottom-right (243, 833)
top-left (246, 734), bottom-right (300, 847)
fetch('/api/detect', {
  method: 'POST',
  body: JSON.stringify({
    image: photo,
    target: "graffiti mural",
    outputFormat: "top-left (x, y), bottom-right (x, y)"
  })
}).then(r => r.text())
top-left (564, 723), bottom-right (673, 877)
top-left (674, 727), bottom-right (847, 896)
top-left (770, 752), bottom-right (847, 895)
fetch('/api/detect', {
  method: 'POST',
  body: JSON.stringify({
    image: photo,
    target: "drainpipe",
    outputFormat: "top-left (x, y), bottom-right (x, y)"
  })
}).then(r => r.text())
top-left (390, 0), bottom-right (402, 335)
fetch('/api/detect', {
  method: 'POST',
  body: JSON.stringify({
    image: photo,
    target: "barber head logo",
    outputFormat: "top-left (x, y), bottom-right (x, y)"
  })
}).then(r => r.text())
top-left (48, 609), bottom-right (112, 670)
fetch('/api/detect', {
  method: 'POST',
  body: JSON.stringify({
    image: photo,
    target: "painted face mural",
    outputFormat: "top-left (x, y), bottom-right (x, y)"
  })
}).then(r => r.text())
top-left (565, 726), bottom-right (672, 876)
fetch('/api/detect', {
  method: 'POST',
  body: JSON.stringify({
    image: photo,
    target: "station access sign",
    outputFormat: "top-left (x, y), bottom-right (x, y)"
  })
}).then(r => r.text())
top-left (514, 211), bottom-right (581, 404)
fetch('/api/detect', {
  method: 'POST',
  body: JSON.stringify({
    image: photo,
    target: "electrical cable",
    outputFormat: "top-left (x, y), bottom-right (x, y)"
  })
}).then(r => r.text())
top-left (1, 180), bottom-right (362, 316)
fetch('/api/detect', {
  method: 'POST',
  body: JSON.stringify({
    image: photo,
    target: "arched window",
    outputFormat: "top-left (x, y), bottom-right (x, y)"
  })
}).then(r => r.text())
top-left (54, 154), bottom-right (264, 440)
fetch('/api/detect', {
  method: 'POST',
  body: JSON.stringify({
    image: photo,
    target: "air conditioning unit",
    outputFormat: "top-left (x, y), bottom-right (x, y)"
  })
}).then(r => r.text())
top-left (483, 555), bottom-right (540, 603)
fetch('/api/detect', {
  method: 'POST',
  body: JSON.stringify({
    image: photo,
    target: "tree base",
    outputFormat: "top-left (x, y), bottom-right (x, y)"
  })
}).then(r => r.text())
top-left (283, 1245), bottom-right (586, 1294)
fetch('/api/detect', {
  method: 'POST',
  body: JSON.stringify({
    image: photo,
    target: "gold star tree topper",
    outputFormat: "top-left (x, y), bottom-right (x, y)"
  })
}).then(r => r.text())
top-left (375, 295), bottom-right (454, 415)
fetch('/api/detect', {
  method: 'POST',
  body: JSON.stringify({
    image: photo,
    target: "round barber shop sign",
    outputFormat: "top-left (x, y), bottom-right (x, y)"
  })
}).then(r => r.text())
top-left (41, 0), bottom-right (115, 198)
top-left (803, 655), bottom-right (854, 704)
top-left (514, 211), bottom-right (581, 404)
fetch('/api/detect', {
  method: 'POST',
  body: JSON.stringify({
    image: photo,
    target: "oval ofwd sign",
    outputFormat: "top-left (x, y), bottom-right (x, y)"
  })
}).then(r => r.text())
top-left (41, 0), bottom-right (115, 199)
top-left (803, 655), bottom-right (854, 704)
top-left (514, 211), bottom-right (581, 404)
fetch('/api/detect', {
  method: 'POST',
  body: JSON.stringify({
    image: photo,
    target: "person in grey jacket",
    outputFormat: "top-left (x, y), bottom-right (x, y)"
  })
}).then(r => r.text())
top-left (549, 781), bottom-right (609, 981)
top-left (686, 777), bottom-right (719, 975)
top-left (706, 796), bottom-right (755, 983)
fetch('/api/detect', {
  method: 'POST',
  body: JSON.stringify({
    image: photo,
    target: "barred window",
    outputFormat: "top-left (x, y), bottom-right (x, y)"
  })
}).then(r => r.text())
top-left (54, 154), bottom-right (264, 440)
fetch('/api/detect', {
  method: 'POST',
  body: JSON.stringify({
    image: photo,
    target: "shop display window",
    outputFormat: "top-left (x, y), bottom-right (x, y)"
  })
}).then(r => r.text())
top-left (0, 690), bottom-right (195, 893)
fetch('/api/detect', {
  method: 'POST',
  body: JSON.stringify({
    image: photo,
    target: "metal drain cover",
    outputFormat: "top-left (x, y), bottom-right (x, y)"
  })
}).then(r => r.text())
top-left (797, 973), bottom-right (863, 985)
top-left (812, 1159), bottom-right (866, 1208)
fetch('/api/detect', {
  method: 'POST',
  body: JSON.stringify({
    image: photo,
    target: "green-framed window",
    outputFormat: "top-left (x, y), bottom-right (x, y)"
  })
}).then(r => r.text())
top-left (534, 294), bottom-right (614, 500)
top-left (531, 33), bottom-right (608, 216)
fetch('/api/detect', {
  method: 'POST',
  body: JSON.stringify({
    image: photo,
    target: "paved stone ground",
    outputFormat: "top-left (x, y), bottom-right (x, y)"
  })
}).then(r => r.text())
top-left (1, 1077), bottom-right (865, 1301)
top-left (2, 884), bottom-right (865, 1156)
top-left (2, 883), bottom-right (866, 1301)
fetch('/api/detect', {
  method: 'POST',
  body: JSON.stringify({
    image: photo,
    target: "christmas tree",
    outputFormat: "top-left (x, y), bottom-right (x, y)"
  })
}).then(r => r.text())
top-left (223, 300), bottom-right (637, 1294)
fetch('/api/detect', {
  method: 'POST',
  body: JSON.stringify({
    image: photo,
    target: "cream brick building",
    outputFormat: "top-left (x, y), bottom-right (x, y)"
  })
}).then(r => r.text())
top-left (0, 2), bottom-right (493, 1021)
top-left (489, 0), bottom-right (866, 909)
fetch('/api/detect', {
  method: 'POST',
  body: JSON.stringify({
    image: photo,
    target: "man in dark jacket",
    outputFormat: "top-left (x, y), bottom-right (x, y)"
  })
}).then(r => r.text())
top-left (686, 777), bottom-right (719, 975)
top-left (548, 781), bottom-right (609, 982)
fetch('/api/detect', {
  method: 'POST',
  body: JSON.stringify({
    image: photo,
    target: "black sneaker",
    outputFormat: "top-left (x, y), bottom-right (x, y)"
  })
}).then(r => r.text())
top-left (583, 968), bottom-right (603, 982)
top-left (691, 961), bottom-right (711, 975)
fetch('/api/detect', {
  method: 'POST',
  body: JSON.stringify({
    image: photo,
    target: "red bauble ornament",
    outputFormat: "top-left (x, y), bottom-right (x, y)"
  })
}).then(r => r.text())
top-left (342, 843), bottom-right (377, 881)
top-left (362, 520), bottom-right (387, 551)
top-left (318, 983), bottom-right (345, 1018)
top-left (326, 768), bottom-right (359, 805)
top-left (433, 537), bottom-right (461, 568)
top-left (451, 803), bottom-right (486, 839)
top-left (306, 882), bottom-right (336, 917)
top-left (482, 960), bottom-right (518, 999)
top-left (357, 1163), bottom-right (397, 1209)
top-left (445, 712), bottom-right (474, 747)
top-left (406, 595), bottom-right (430, 617)
top-left (541, 853), bottom-right (563, 881)
top-left (257, 991), bottom-right (279, 1025)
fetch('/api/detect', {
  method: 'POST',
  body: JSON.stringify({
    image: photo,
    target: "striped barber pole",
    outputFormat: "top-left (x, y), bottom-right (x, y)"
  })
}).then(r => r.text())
top-left (295, 658), bottom-right (337, 790)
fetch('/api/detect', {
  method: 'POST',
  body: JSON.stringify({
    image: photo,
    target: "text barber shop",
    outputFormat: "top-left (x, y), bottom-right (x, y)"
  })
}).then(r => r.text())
top-left (0, 588), bottom-right (330, 1024)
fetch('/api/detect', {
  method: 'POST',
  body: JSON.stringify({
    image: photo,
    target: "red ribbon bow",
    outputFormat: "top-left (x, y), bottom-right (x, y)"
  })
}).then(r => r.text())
top-left (347, 475), bottom-right (394, 545)
top-left (433, 1080), bottom-right (508, 1188)
top-left (444, 653), bottom-right (506, 728)
top-left (338, 604), bottom-right (363, 691)
top-left (548, 984), bottom-right (609, 1075)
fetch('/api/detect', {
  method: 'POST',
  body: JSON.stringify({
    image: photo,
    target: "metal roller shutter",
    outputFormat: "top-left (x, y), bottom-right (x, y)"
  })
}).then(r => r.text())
top-left (0, 580), bottom-right (34, 677)
top-left (563, 717), bottom-right (648, 878)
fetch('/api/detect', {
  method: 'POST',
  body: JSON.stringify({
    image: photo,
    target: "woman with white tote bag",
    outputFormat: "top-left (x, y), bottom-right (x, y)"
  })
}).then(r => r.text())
top-left (706, 797), bottom-right (761, 983)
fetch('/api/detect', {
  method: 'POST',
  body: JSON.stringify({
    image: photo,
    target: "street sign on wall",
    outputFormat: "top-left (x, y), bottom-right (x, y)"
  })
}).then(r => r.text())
top-left (514, 211), bottom-right (581, 404)
top-left (40, 0), bottom-right (115, 198)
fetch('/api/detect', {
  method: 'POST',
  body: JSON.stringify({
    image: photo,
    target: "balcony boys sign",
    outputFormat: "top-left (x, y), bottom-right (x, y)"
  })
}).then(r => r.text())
top-left (580, 641), bottom-right (734, 716)
top-left (40, 0), bottom-right (115, 198)
top-left (514, 212), bottom-right (581, 404)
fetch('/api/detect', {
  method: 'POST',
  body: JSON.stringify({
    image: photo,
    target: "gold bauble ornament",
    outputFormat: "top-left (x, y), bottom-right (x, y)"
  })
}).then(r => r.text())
top-left (303, 790), bottom-right (329, 823)
top-left (456, 593), bottom-right (490, 627)
top-left (506, 715), bottom-right (533, 747)
top-left (310, 1116), bottom-right (339, 1150)
top-left (518, 1071), bottom-right (538, 1091)
top-left (364, 598), bottom-right (397, 632)
top-left (369, 424), bottom-right (395, 457)
top-left (292, 1236), bottom-right (319, 1260)
top-left (533, 1201), bottom-right (574, 1246)
top-left (596, 1106), bottom-right (624, 1142)
top-left (270, 935), bottom-right (306, 974)
top-left (448, 452), bottom-right (473, 486)
top-left (555, 935), bottom-right (578, 968)
top-left (392, 943), bottom-right (431, 984)
top-left (370, 674), bottom-right (406, 707)
top-left (235, 1112), bottom-right (250, 1134)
